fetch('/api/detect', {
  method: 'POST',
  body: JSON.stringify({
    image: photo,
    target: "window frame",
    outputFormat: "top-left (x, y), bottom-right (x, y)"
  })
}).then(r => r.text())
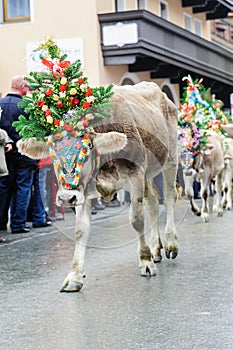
top-left (160, 0), bottom-right (168, 20)
top-left (3, 0), bottom-right (30, 22)
top-left (184, 12), bottom-right (192, 32)
top-left (194, 17), bottom-right (202, 37)
top-left (137, 0), bottom-right (147, 10)
top-left (115, 0), bottom-right (125, 12)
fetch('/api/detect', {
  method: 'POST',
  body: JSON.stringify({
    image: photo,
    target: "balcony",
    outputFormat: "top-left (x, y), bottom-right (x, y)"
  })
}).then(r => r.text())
top-left (98, 10), bottom-right (233, 105)
top-left (182, 0), bottom-right (233, 20)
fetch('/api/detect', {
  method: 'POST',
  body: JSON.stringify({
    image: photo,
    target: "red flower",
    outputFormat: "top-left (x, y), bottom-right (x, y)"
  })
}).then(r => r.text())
top-left (81, 118), bottom-right (89, 127)
top-left (45, 109), bottom-right (51, 116)
top-left (54, 119), bottom-right (60, 126)
top-left (83, 101), bottom-right (90, 109)
top-left (78, 78), bottom-right (84, 84)
top-left (59, 60), bottom-right (70, 69)
top-left (45, 88), bottom-right (53, 96)
top-left (37, 100), bottom-right (45, 108)
top-left (57, 101), bottom-right (63, 108)
top-left (85, 88), bottom-right (92, 97)
top-left (70, 97), bottom-right (79, 106)
top-left (64, 123), bottom-right (73, 132)
top-left (59, 85), bottom-right (67, 92)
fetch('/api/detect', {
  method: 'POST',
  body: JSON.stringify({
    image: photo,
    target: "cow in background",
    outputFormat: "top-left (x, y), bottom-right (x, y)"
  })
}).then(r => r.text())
top-left (181, 130), bottom-right (225, 222)
top-left (18, 81), bottom-right (179, 292)
top-left (221, 137), bottom-right (233, 210)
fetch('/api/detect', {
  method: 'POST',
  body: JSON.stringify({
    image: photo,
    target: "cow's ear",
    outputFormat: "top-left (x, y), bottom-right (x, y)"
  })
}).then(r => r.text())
top-left (92, 132), bottom-right (127, 155)
top-left (17, 138), bottom-right (49, 159)
top-left (201, 143), bottom-right (215, 155)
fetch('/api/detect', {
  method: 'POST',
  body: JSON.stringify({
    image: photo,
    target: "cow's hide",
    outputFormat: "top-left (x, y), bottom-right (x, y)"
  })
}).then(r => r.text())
top-left (181, 129), bottom-right (225, 222)
top-left (17, 81), bottom-right (179, 293)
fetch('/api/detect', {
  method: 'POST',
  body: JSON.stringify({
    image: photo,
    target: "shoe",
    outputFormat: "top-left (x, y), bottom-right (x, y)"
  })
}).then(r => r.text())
top-left (105, 199), bottom-right (121, 207)
top-left (0, 237), bottom-right (6, 243)
top-left (93, 202), bottom-right (106, 210)
top-left (33, 221), bottom-right (52, 228)
top-left (12, 226), bottom-right (31, 234)
top-left (0, 226), bottom-right (7, 231)
top-left (92, 198), bottom-right (106, 210)
top-left (91, 208), bottom-right (97, 215)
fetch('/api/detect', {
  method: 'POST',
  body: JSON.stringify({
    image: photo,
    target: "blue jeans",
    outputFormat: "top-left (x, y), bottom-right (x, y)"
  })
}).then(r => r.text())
top-left (31, 169), bottom-right (47, 225)
top-left (0, 158), bottom-right (34, 230)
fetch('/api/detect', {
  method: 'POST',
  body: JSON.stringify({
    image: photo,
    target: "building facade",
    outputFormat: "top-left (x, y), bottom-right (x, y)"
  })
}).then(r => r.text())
top-left (0, 0), bottom-right (232, 110)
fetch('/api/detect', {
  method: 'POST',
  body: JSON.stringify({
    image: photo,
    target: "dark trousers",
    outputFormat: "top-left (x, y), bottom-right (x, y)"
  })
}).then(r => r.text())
top-left (0, 158), bottom-right (34, 230)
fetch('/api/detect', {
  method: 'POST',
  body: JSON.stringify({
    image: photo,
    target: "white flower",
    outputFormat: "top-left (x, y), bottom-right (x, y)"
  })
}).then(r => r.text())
top-left (60, 120), bottom-right (64, 127)
top-left (86, 113), bottom-right (94, 120)
top-left (47, 115), bottom-right (53, 124)
top-left (77, 121), bottom-right (84, 129)
top-left (53, 94), bottom-right (59, 101)
top-left (70, 88), bottom-right (77, 95)
top-left (80, 83), bottom-right (87, 92)
top-left (59, 92), bottom-right (66, 98)
top-left (60, 77), bottom-right (67, 85)
top-left (42, 104), bottom-right (48, 111)
top-left (86, 96), bottom-right (95, 103)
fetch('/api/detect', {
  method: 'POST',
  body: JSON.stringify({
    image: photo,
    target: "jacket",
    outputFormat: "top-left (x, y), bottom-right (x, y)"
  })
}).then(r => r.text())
top-left (0, 93), bottom-right (37, 166)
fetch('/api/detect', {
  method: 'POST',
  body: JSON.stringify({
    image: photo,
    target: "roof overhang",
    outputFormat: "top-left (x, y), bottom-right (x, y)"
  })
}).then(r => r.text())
top-left (182, 0), bottom-right (233, 20)
top-left (98, 10), bottom-right (233, 103)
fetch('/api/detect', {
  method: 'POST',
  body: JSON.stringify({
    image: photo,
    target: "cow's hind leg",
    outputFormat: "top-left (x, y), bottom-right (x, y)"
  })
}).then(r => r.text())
top-left (129, 177), bottom-right (156, 277)
top-left (163, 162), bottom-right (179, 259)
top-left (146, 181), bottom-right (163, 263)
top-left (60, 202), bottom-right (91, 292)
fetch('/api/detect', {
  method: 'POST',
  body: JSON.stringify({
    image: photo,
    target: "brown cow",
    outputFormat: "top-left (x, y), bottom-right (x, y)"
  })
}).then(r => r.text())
top-left (181, 130), bottom-right (225, 222)
top-left (17, 81), bottom-right (179, 292)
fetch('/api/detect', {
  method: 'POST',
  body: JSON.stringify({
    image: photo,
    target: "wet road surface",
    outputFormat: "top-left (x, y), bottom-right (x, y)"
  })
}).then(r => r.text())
top-left (0, 199), bottom-right (233, 350)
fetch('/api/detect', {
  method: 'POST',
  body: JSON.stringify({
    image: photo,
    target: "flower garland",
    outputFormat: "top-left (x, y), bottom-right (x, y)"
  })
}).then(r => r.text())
top-left (47, 124), bottom-right (89, 189)
top-left (178, 121), bottom-right (200, 153)
top-left (13, 38), bottom-right (113, 140)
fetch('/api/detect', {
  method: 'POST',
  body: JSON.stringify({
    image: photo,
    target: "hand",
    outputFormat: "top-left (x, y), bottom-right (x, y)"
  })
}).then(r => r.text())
top-left (4, 143), bottom-right (13, 153)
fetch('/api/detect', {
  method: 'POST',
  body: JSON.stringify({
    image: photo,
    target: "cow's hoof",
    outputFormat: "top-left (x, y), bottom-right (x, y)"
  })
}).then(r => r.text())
top-left (217, 211), bottom-right (223, 217)
top-left (165, 249), bottom-right (178, 259)
top-left (152, 254), bottom-right (162, 263)
top-left (60, 281), bottom-right (83, 293)
top-left (139, 261), bottom-right (156, 276)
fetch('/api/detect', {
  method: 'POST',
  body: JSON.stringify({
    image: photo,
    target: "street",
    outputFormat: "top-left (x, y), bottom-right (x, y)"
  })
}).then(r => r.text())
top-left (0, 198), bottom-right (233, 350)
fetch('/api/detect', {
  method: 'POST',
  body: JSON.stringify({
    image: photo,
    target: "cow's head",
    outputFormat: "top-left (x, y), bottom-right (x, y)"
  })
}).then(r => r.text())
top-left (17, 130), bottom-right (127, 207)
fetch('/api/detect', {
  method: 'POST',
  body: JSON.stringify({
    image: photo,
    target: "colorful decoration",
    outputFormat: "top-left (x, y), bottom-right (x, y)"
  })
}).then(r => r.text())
top-left (178, 75), bottom-right (229, 168)
top-left (47, 125), bottom-right (89, 189)
top-left (13, 37), bottom-right (113, 140)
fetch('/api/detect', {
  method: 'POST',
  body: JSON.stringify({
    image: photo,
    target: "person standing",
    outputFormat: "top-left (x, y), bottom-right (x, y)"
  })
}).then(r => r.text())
top-left (0, 75), bottom-right (37, 233)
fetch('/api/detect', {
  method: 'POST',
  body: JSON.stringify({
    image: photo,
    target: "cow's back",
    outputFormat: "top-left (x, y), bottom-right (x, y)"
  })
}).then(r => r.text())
top-left (94, 81), bottom-right (178, 176)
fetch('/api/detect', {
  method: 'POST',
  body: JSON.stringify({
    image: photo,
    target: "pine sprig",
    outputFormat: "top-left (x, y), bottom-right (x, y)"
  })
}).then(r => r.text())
top-left (12, 38), bottom-right (114, 140)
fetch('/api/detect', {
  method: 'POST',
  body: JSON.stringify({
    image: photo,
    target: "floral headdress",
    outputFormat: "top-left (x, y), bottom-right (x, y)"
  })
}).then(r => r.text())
top-left (13, 38), bottom-right (113, 140)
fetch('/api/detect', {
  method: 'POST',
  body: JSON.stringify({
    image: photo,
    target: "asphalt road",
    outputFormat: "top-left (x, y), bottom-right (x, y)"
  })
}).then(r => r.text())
top-left (0, 199), bottom-right (233, 350)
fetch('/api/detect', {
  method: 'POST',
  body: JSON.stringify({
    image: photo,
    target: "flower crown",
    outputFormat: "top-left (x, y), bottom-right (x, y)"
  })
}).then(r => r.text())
top-left (13, 38), bottom-right (113, 140)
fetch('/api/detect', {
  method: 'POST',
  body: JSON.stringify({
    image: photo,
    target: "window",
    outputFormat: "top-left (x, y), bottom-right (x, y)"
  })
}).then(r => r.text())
top-left (184, 13), bottom-right (192, 32)
top-left (194, 18), bottom-right (202, 37)
top-left (115, 0), bottom-right (125, 12)
top-left (137, 0), bottom-right (147, 10)
top-left (160, 1), bottom-right (168, 20)
top-left (3, 0), bottom-right (30, 22)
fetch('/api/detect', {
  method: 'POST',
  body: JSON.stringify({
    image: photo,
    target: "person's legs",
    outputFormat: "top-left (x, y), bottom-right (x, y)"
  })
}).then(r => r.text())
top-left (10, 164), bottom-right (34, 231)
top-left (32, 169), bottom-right (48, 226)
top-left (0, 160), bottom-right (15, 229)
